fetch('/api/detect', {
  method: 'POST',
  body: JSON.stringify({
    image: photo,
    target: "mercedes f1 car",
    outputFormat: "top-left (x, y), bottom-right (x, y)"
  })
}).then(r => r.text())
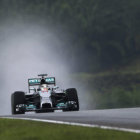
top-left (11, 74), bottom-right (79, 114)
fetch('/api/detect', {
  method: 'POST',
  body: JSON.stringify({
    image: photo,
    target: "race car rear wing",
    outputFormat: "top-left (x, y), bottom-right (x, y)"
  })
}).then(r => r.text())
top-left (28, 77), bottom-right (56, 92)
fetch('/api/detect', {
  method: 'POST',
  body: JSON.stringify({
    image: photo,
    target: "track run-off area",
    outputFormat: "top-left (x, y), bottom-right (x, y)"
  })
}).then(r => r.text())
top-left (1, 107), bottom-right (140, 133)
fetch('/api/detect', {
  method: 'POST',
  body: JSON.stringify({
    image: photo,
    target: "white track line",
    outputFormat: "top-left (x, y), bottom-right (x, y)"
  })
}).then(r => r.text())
top-left (1, 117), bottom-right (140, 134)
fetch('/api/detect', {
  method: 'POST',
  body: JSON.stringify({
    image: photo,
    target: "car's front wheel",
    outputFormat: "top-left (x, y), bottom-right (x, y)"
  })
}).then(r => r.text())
top-left (65, 88), bottom-right (79, 111)
top-left (11, 91), bottom-right (25, 115)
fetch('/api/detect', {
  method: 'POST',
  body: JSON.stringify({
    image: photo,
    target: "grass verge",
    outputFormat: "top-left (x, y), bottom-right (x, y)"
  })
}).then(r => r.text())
top-left (0, 118), bottom-right (140, 140)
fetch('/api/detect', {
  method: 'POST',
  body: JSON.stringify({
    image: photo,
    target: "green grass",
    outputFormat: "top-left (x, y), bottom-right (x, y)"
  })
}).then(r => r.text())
top-left (0, 119), bottom-right (140, 140)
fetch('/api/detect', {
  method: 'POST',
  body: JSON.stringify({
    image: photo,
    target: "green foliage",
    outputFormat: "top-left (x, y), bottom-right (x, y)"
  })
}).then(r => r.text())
top-left (0, 0), bottom-right (140, 109)
top-left (0, 0), bottom-right (140, 72)
top-left (74, 67), bottom-right (140, 109)
top-left (94, 87), bottom-right (140, 109)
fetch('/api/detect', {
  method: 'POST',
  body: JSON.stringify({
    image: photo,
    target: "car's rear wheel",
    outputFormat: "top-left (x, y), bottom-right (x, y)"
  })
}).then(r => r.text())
top-left (64, 88), bottom-right (79, 111)
top-left (11, 91), bottom-right (25, 114)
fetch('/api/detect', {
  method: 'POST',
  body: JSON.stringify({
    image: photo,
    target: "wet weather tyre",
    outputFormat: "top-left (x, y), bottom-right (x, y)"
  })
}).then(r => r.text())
top-left (65, 88), bottom-right (79, 111)
top-left (11, 91), bottom-right (25, 114)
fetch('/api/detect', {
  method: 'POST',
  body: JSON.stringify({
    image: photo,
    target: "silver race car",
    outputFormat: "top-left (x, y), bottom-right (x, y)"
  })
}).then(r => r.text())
top-left (11, 74), bottom-right (79, 114)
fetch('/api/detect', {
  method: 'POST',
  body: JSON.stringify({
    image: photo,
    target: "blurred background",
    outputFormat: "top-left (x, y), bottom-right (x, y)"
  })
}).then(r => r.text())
top-left (0, 0), bottom-right (140, 114)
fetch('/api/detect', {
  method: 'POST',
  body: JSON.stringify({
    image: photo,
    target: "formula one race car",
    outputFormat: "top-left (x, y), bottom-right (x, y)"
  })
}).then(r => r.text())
top-left (11, 74), bottom-right (79, 114)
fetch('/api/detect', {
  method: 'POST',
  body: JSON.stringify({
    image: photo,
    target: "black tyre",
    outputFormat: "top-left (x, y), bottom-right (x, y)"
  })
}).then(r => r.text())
top-left (11, 91), bottom-right (25, 114)
top-left (65, 88), bottom-right (79, 111)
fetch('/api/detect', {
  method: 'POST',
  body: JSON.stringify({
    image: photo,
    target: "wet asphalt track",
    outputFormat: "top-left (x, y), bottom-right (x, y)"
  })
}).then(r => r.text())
top-left (1, 108), bottom-right (140, 130)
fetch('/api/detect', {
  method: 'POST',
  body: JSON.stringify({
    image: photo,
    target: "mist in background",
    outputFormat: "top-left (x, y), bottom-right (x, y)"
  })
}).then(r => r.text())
top-left (0, 0), bottom-right (139, 114)
top-left (0, 22), bottom-right (94, 115)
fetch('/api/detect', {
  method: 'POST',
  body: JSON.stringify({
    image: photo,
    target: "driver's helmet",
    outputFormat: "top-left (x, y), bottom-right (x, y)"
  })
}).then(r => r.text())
top-left (41, 84), bottom-right (47, 88)
top-left (41, 84), bottom-right (48, 92)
